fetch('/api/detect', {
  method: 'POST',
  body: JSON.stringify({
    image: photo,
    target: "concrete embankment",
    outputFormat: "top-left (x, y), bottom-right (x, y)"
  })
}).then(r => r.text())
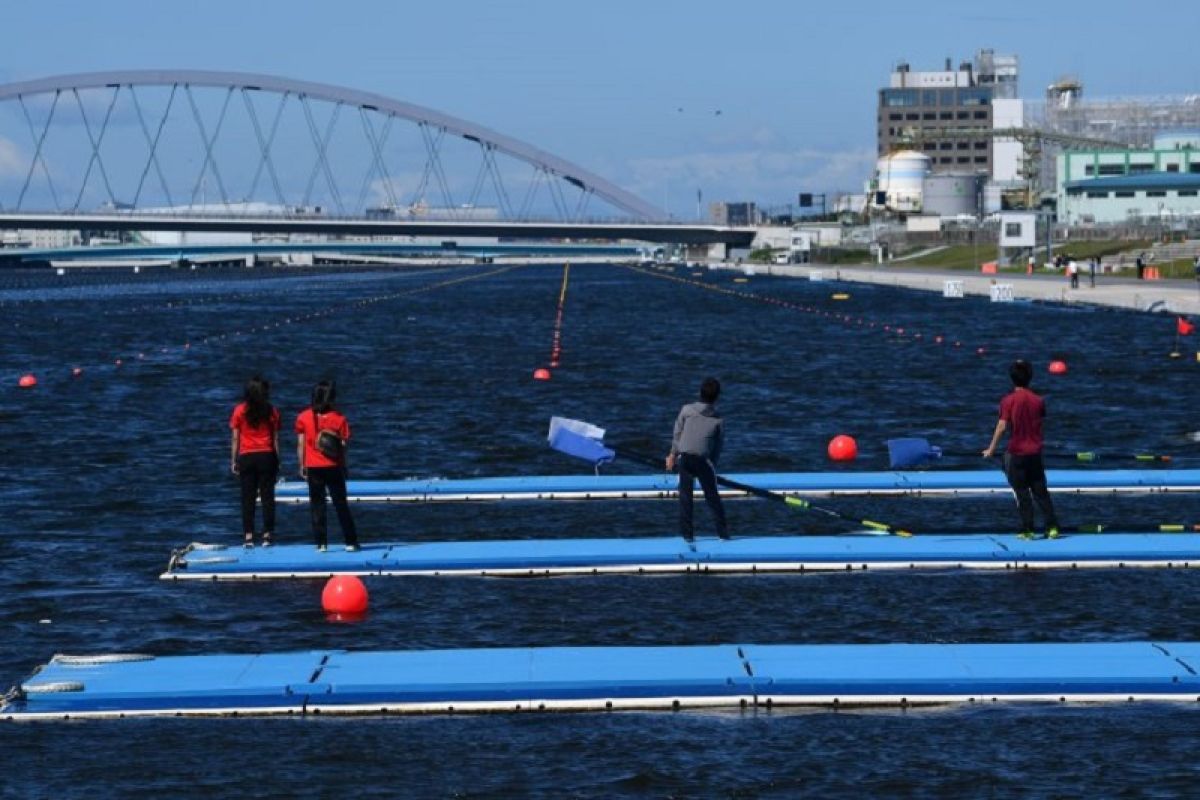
top-left (717, 263), bottom-right (1200, 316)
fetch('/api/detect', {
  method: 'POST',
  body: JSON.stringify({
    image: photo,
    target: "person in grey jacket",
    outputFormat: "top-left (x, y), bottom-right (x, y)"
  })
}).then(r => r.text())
top-left (665, 377), bottom-right (729, 541)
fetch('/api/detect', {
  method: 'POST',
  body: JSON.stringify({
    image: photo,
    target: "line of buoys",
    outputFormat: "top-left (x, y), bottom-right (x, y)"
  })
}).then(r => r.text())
top-left (10, 264), bottom-right (516, 391)
top-left (626, 264), bottom-right (993, 359)
top-left (535, 263), bottom-right (571, 380)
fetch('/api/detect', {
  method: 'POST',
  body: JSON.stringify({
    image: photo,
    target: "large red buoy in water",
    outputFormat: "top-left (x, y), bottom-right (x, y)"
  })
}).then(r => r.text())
top-left (1048, 360), bottom-right (1068, 375)
top-left (17, 374), bottom-right (37, 388)
top-left (827, 435), bottom-right (858, 462)
top-left (322, 575), bottom-right (368, 615)
top-left (533, 368), bottom-right (551, 381)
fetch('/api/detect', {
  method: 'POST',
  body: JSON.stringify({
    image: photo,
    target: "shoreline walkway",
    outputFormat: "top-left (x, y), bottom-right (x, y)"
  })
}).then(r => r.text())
top-left (735, 263), bottom-right (1200, 316)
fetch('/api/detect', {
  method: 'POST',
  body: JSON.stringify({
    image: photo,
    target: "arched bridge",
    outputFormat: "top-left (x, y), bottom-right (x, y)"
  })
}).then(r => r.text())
top-left (0, 69), bottom-right (665, 221)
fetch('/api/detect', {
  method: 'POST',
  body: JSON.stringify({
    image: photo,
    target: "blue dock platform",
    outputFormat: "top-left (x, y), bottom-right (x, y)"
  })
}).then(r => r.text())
top-left (275, 469), bottom-right (1200, 503)
top-left (163, 532), bottom-right (1200, 580)
top-left (7, 642), bottom-right (1200, 719)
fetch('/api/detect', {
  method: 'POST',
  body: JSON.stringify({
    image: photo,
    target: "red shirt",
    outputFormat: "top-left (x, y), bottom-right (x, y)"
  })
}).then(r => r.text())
top-left (999, 388), bottom-right (1046, 456)
top-left (230, 402), bottom-right (280, 455)
top-left (295, 408), bottom-right (351, 468)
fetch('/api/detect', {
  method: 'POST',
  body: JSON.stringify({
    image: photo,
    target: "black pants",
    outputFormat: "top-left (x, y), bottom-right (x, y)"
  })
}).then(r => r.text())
top-left (678, 453), bottom-right (727, 540)
top-left (307, 466), bottom-right (359, 547)
top-left (237, 452), bottom-right (278, 534)
top-left (1004, 452), bottom-right (1059, 532)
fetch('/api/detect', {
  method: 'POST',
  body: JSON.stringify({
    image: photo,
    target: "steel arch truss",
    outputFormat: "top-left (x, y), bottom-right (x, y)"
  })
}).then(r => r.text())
top-left (0, 70), bottom-right (663, 220)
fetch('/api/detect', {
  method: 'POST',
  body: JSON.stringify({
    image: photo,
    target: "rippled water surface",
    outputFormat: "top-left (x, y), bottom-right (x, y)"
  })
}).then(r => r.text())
top-left (3, 262), bottom-right (1200, 797)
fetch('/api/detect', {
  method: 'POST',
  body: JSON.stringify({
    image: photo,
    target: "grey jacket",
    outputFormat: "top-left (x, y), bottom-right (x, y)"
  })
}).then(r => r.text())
top-left (671, 402), bottom-right (723, 464)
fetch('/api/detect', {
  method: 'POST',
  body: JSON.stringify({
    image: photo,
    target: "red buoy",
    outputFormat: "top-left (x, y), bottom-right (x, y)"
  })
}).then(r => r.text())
top-left (1048, 360), bottom-right (1068, 375)
top-left (533, 368), bottom-right (551, 381)
top-left (71, 367), bottom-right (83, 378)
top-left (17, 373), bottom-right (37, 388)
top-left (827, 435), bottom-right (858, 462)
top-left (322, 575), bottom-right (368, 615)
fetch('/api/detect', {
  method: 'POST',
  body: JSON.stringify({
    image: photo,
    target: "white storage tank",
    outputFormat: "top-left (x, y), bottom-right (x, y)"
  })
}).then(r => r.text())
top-left (876, 151), bottom-right (929, 213)
top-left (922, 173), bottom-right (983, 217)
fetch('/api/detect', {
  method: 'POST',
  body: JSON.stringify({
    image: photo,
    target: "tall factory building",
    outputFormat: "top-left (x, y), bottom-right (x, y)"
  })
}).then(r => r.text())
top-left (877, 50), bottom-right (1019, 178)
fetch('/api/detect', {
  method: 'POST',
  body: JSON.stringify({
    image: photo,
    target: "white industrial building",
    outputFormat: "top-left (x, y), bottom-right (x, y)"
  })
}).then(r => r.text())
top-left (1056, 132), bottom-right (1200, 224)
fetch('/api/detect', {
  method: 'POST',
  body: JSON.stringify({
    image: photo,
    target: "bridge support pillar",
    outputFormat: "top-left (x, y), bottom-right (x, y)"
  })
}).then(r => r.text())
top-left (706, 242), bottom-right (729, 262)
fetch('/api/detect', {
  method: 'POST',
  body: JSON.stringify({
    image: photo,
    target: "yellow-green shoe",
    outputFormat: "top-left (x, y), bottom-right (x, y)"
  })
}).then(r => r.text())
top-left (1047, 528), bottom-right (1060, 540)
top-left (1017, 531), bottom-right (1036, 540)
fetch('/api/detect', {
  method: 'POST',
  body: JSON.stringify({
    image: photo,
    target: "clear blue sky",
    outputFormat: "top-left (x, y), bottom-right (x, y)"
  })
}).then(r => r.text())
top-left (1, 0), bottom-right (1197, 217)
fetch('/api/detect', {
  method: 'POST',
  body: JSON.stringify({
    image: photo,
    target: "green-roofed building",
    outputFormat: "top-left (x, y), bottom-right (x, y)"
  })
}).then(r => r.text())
top-left (1056, 132), bottom-right (1200, 224)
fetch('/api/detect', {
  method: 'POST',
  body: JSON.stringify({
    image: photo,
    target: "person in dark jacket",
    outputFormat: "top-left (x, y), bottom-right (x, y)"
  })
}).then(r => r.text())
top-left (666, 377), bottom-right (729, 542)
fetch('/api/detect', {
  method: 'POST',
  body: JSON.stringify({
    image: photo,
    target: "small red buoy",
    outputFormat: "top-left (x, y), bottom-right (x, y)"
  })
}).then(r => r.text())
top-left (114, 358), bottom-right (123, 367)
top-left (322, 575), bottom-right (368, 615)
top-left (71, 367), bottom-right (83, 378)
top-left (533, 368), bottom-right (551, 381)
top-left (1048, 360), bottom-right (1068, 375)
top-left (827, 434), bottom-right (858, 462)
top-left (17, 373), bottom-right (37, 388)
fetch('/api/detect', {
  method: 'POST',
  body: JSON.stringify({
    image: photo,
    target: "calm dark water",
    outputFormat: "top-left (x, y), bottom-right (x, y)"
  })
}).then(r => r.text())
top-left (3, 262), bottom-right (1200, 798)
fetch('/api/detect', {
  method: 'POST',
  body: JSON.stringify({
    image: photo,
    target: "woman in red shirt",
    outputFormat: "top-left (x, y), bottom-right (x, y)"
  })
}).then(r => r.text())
top-left (295, 380), bottom-right (360, 552)
top-left (229, 375), bottom-right (281, 548)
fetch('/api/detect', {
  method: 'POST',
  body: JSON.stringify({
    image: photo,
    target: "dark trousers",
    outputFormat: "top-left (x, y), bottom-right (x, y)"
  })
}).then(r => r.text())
top-left (307, 466), bottom-right (359, 547)
top-left (1004, 452), bottom-right (1059, 532)
top-left (678, 453), bottom-right (727, 539)
top-left (237, 452), bottom-right (278, 534)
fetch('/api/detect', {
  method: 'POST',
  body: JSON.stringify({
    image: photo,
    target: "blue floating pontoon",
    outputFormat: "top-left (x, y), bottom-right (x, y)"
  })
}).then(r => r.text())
top-left (162, 533), bottom-right (1200, 580)
top-left (275, 469), bottom-right (1200, 503)
top-left (7, 642), bottom-right (1200, 719)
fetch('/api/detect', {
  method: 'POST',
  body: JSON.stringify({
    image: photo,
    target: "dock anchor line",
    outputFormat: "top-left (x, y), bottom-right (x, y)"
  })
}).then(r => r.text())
top-left (162, 533), bottom-right (1200, 581)
top-left (273, 468), bottom-right (1200, 504)
top-left (7, 642), bottom-right (1200, 719)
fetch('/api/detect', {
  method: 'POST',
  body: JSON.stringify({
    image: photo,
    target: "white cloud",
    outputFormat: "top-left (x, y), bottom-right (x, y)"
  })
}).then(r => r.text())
top-left (624, 146), bottom-right (875, 210)
top-left (0, 135), bottom-right (25, 180)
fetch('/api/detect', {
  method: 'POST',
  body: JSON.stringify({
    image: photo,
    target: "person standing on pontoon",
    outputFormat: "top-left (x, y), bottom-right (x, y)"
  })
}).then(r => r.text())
top-left (666, 377), bottom-right (729, 542)
top-left (230, 375), bottom-right (280, 549)
top-left (982, 360), bottom-right (1060, 540)
top-left (295, 380), bottom-right (360, 552)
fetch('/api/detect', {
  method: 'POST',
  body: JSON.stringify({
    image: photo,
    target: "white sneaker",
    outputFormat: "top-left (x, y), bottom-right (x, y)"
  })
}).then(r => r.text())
top-left (316, 545), bottom-right (328, 552)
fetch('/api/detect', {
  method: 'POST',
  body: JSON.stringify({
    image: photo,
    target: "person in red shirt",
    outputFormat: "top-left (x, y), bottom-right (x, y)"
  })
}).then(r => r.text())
top-left (229, 375), bottom-right (281, 548)
top-left (295, 380), bottom-right (359, 552)
top-left (982, 360), bottom-right (1061, 540)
